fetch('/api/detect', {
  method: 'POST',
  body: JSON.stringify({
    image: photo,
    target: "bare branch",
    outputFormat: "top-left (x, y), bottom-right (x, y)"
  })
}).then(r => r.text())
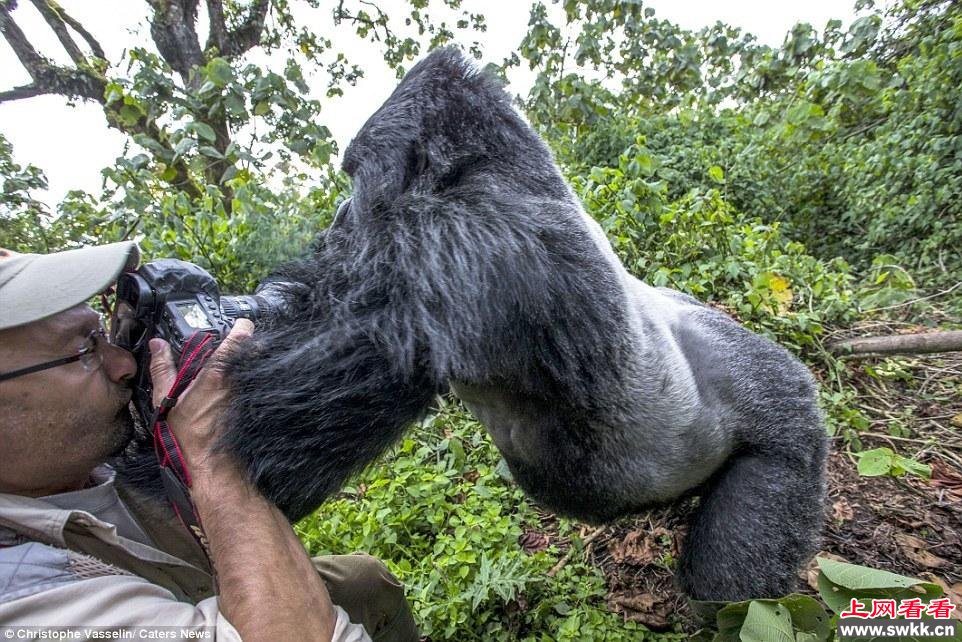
top-left (0, 6), bottom-right (104, 101)
top-left (0, 3), bottom-right (48, 81)
top-left (0, 83), bottom-right (45, 102)
top-left (830, 330), bottom-right (962, 357)
top-left (49, 0), bottom-right (105, 59)
top-left (206, 0), bottom-right (268, 58)
top-left (226, 0), bottom-right (268, 56)
top-left (28, 0), bottom-right (84, 64)
top-left (205, 0), bottom-right (228, 53)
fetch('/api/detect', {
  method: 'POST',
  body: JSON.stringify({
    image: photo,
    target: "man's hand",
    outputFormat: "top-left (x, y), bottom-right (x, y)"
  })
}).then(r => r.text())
top-left (147, 319), bottom-right (253, 476)
top-left (146, 317), bottom-right (339, 641)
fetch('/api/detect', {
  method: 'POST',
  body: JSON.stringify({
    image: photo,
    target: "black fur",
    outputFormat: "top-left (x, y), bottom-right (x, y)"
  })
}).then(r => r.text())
top-left (120, 47), bottom-right (827, 602)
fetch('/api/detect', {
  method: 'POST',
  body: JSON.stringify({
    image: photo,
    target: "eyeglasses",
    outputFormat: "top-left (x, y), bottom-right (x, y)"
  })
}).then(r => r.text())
top-left (0, 328), bottom-right (110, 383)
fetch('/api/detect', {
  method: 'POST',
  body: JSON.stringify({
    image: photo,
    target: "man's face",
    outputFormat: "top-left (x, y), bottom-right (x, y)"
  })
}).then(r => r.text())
top-left (0, 304), bottom-right (137, 496)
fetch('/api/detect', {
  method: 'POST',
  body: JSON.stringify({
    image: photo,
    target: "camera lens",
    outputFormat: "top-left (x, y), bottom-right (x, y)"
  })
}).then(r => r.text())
top-left (111, 300), bottom-right (148, 351)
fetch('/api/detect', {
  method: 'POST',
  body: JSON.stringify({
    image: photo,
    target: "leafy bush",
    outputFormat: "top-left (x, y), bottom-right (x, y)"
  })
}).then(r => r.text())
top-left (695, 558), bottom-right (956, 641)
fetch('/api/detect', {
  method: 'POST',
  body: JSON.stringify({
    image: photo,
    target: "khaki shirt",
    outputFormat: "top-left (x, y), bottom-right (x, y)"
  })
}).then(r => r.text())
top-left (0, 468), bottom-right (370, 641)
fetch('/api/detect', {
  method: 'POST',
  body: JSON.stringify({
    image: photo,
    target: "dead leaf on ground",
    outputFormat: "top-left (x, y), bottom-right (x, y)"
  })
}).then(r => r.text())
top-left (833, 497), bottom-right (854, 523)
top-left (803, 552), bottom-right (847, 591)
top-left (608, 527), bottom-right (671, 566)
top-left (921, 573), bottom-right (962, 621)
top-left (894, 533), bottom-right (948, 569)
top-left (930, 461), bottom-right (962, 499)
top-left (519, 530), bottom-right (550, 554)
top-left (608, 591), bottom-right (672, 629)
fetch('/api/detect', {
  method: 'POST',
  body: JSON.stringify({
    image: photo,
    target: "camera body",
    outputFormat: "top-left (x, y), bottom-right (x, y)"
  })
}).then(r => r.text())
top-left (112, 259), bottom-right (271, 424)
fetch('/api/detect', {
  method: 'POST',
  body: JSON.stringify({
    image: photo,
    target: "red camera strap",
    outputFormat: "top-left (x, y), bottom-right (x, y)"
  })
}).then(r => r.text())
top-left (149, 331), bottom-right (218, 558)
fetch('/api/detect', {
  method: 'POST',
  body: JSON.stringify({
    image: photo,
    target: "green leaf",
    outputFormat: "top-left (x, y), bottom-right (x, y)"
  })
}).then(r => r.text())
top-left (553, 602), bottom-right (572, 615)
top-left (173, 138), bottom-right (196, 157)
top-left (855, 447), bottom-right (894, 476)
top-left (715, 595), bottom-right (830, 641)
top-left (893, 455), bottom-right (931, 479)
top-left (739, 601), bottom-right (794, 642)
top-left (199, 146), bottom-right (224, 159)
top-left (192, 122), bottom-right (217, 143)
top-left (118, 103), bottom-right (143, 127)
top-left (104, 82), bottom-right (124, 106)
top-left (817, 557), bottom-right (927, 591)
top-left (207, 58), bottom-right (234, 87)
top-left (708, 165), bottom-right (725, 183)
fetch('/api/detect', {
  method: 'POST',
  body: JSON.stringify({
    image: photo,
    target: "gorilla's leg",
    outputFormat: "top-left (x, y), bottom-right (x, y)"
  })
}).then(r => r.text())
top-left (676, 441), bottom-right (826, 601)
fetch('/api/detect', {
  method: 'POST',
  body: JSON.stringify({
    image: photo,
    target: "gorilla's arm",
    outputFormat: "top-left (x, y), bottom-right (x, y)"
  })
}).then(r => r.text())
top-left (220, 48), bottom-right (634, 520)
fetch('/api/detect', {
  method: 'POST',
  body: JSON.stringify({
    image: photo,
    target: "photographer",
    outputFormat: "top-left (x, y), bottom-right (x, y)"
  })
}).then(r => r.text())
top-left (0, 242), bottom-right (418, 642)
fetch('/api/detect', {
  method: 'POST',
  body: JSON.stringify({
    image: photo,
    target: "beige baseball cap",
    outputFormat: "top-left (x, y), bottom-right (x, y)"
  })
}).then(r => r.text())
top-left (0, 242), bottom-right (140, 331)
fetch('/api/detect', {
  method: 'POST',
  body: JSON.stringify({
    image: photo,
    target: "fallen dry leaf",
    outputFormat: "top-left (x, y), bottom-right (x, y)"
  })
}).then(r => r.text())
top-left (608, 591), bottom-right (671, 629)
top-left (803, 552), bottom-right (847, 591)
top-left (833, 497), bottom-right (854, 523)
top-left (608, 527), bottom-right (671, 566)
top-left (895, 533), bottom-right (948, 569)
top-left (930, 461), bottom-right (962, 499)
top-left (894, 533), bottom-right (928, 549)
top-left (519, 530), bottom-right (550, 554)
top-left (920, 573), bottom-right (962, 621)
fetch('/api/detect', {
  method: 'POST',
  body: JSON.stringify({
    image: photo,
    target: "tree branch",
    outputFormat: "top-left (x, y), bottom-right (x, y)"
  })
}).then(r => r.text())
top-left (1, 1), bottom-right (108, 104)
top-left (830, 331), bottom-right (962, 358)
top-left (206, 0), bottom-right (268, 58)
top-left (0, 82), bottom-right (45, 102)
top-left (28, 0), bottom-right (84, 64)
top-left (0, 3), bottom-right (48, 81)
top-left (227, 0), bottom-right (268, 56)
top-left (334, 0), bottom-right (396, 44)
top-left (205, 0), bottom-right (228, 53)
top-left (146, 0), bottom-right (204, 82)
top-left (47, 0), bottom-right (104, 59)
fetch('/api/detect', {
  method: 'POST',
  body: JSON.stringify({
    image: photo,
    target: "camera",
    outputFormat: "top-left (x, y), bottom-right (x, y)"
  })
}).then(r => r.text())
top-left (111, 259), bottom-right (277, 425)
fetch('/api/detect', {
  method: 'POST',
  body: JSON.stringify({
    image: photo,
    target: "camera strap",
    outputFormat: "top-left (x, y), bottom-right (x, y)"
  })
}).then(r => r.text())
top-left (150, 330), bottom-right (218, 559)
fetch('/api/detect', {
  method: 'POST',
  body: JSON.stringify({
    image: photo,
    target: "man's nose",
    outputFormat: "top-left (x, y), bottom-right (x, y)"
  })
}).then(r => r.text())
top-left (103, 344), bottom-right (137, 383)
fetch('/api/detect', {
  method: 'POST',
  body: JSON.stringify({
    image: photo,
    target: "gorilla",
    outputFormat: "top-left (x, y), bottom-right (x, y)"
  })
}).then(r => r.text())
top-left (124, 46), bottom-right (827, 603)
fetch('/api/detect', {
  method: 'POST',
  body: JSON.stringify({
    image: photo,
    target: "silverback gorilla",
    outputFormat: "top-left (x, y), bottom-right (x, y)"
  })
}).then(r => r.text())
top-left (123, 47), bottom-right (827, 602)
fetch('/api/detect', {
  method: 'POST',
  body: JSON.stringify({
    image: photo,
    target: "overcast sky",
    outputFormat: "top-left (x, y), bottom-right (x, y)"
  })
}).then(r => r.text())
top-left (0, 1), bottom-right (860, 206)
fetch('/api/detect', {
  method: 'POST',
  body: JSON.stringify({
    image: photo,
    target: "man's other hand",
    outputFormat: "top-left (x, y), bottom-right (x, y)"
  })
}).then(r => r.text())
top-left (147, 319), bottom-right (253, 476)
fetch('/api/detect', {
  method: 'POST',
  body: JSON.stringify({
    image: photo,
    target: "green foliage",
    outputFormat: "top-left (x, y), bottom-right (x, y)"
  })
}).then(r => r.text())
top-left (816, 557), bottom-right (946, 623)
top-left (709, 595), bottom-right (831, 642)
top-left (522, 0), bottom-right (962, 285)
top-left (855, 446), bottom-right (933, 479)
top-left (695, 559), bottom-right (959, 641)
top-left (296, 401), bottom-right (663, 641)
top-left (575, 141), bottom-right (857, 353)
